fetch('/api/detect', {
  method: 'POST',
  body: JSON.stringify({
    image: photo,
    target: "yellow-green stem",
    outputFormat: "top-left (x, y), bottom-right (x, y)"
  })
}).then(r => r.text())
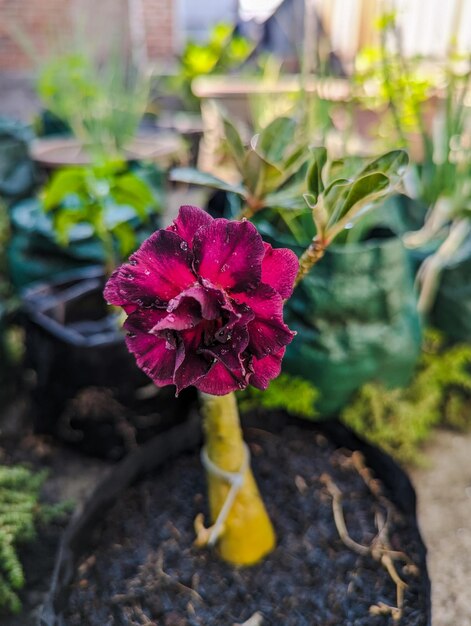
top-left (294, 236), bottom-right (326, 287)
top-left (199, 391), bottom-right (276, 565)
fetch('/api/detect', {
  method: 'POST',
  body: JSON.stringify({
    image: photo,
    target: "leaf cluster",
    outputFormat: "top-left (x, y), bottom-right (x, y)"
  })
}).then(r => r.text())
top-left (172, 114), bottom-right (311, 214)
top-left (238, 373), bottom-right (319, 420)
top-left (0, 465), bottom-right (68, 614)
top-left (341, 330), bottom-right (471, 465)
top-left (304, 147), bottom-right (408, 246)
top-left (168, 23), bottom-right (253, 111)
top-left (37, 52), bottom-right (149, 159)
top-left (42, 161), bottom-right (158, 271)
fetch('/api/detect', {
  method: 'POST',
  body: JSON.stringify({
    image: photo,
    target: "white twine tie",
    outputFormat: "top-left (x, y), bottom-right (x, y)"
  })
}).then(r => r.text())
top-left (200, 443), bottom-right (250, 546)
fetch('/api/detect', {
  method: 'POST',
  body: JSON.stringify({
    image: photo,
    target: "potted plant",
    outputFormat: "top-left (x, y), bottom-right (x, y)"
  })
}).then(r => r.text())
top-left (40, 201), bottom-right (430, 624)
top-left (20, 160), bottom-right (194, 459)
top-left (353, 11), bottom-right (471, 342)
top-left (172, 114), bottom-right (421, 413)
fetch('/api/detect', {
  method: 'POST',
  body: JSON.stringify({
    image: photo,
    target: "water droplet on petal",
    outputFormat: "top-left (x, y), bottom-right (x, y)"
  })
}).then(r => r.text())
top-left (126, 332), bottom-right (136, 339)
top-left (144, 269), bottom-right (150, 276)
top-left (180, 241), bottom-right (189, 251)
top-left (221, 263), bottom-right (229, 273)
top-left (167, 314), bottom-right (175, 322)
top-left (129, 260), bottom-right (137, 266)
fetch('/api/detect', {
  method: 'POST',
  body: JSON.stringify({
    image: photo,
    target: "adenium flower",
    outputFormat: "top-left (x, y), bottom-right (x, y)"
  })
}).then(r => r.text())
top-left (104, 205), bottom-right (298, 395)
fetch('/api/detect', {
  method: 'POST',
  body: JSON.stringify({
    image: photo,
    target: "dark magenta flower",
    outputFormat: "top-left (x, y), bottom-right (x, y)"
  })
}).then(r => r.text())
top-left (104, 205), bottom-right (298, 395)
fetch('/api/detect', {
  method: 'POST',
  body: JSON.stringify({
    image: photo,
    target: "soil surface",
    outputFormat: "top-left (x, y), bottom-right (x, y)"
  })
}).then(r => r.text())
top-left (64, 423), bottom-right (429, 626)
top-left (411, 429), bottom-right (471, 626)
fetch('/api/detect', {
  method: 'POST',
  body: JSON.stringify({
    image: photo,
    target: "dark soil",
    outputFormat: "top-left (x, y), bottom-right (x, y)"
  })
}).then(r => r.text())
top-left (64, 423), bottom-right (428, 626)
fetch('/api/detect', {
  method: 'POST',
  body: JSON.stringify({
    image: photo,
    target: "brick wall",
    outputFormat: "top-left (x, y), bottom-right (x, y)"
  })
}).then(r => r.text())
top-left (141, 0), bottom-right (175, 61)
top-left (0, 0), bottom-right (175, 72)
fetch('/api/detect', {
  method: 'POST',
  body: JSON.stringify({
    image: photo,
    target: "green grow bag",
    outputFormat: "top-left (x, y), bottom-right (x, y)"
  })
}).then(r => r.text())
top-left (284, 232), bottom-right (422, 415)
top-left (7, 197), bottom-right (161, 290)
top-left (430, 237), bottom-right (471, 343)
top-left (0, 117), bottom-right (36, 203)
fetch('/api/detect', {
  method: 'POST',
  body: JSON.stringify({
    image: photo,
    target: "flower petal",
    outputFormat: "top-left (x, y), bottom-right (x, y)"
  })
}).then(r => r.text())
top-left (167, 205), bottom-right (213, 247)
top-left (196, 360), bottom-right (247, 395)
top-left (193, 218), bottom-right (264, 292)
top-left (199, 325), bottom-right (249, 374)
top-left (261, 243), bottom-right (299, 299)
top-left (173, 327), bottom-right (211, 394)
top-left (124, 309), bottom-right (177, 387)
top-left (249, 348), bottom-right (285, 390)
top-left (104, 230), bottom-right (196, 308)
top-left (235, 284), bottom-right (295, 359)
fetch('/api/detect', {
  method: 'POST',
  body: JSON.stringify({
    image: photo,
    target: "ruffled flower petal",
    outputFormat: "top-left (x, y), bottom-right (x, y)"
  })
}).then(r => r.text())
top-left (104, 230), bottom-right (196, 308)
top-left (167, 205), bottom-right (213, 247)
top-left (261, 242), bottom-right (299, 299)
top-left (196, 360), bottom-right (247, 395)
top-left (235, 284), bottom-right (296, 359)
top-left (173, 328), bottom-right (211, 395)
top-left (124, 309), bottom-right (177, 387)
top-left (249, 348), bottom-right (285, 390)
top-left (193, 218), bottom-right (264, 292)
top-left (199, 325), bottom-right (249, 374)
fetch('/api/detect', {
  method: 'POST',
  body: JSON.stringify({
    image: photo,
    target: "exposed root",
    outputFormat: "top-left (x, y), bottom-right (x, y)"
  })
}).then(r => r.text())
top-left (320, 453), bottom-right (419, 622)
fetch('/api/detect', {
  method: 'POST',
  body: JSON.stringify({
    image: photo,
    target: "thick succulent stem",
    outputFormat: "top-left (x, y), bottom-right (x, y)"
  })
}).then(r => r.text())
top-left (199, 392), bottom-right (276, 565)
top-left (294, 236), bottom-right (326, 287)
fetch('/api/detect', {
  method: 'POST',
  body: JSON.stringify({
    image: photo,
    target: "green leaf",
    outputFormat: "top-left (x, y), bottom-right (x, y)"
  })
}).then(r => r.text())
top-left (43, 168), bottom-right (87, 210)
top-left (222, 116), bottom-right (246, 172)
top-left (306, 147), bottom-right (328, 202)
top-left (112, 173), bottom-right (154, 219)
top-left (112, 221), bottom-right (137, 257)
top-left (359, 150), bottom-right (409, 182)
top-left (337, 172), bottom-right (390, 221)
top-left (169, 167), bottom-right (246, 196)
top-left (258, 117), bottom-right (297, 164)
top-left (244, 149), bottom-right (283, 196)
top-left (265, 187), bottom-right (307, 210)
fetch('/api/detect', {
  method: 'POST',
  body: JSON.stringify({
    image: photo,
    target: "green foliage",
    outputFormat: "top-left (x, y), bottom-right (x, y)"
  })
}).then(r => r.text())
top-left (0, 465), bottom-right (68, 614)
top-left (172, 110), bottom-right (408, 249)
top-left (304, 148), bottom-right (408, 246)
top-left (238, 373), bottom-right (319, 419)
top-left (169, 23), bottom-right (253, 111)
top-left (341, 331), bottom-right (471, 464)
top-left (42, 161), bottom-right (158, 273)
top-left (354, 13), bottom-right (471, 210)
top-left (172, 113), bottom-right (311, 216)
top-left (37, 52), bottom-right (149, 159)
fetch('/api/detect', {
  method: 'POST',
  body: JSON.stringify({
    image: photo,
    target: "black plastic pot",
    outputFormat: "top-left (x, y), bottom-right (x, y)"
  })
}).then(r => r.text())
top-left (21, 266), bottom-right (195, 459)
top-left (39, 411), bottom-right (431, 626)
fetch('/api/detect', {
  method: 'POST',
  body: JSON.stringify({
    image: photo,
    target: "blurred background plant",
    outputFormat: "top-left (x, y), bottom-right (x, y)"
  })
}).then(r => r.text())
top-left (165, 22), bottom-right (254, 112)
top-left (41, 160), bottom-right (159, 275)
top-left (0, 465), bottom-right (70, 613)
top-left (36, 51), bottom-right (150, 160)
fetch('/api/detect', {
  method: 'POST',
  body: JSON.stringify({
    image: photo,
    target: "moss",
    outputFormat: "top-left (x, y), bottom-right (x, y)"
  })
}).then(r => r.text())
top-left (341, 330), bottom-right (471, 465)
top-left (238, 373), bottom-right (319, 420)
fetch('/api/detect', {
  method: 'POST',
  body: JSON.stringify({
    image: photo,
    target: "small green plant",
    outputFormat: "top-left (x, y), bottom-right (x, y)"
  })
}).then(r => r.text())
top-left (42, 161), bottom-right (158, 274)
top-left (341, 331), bottom-right (471, 464)
top-left (0, 465), bottom-right (68, 614)
top-left (168, 23), bottom-right (253, 111)
top-left (37, 52), bottom-right (149, 159)
top-left (238, 373), bottom-right (319, 419)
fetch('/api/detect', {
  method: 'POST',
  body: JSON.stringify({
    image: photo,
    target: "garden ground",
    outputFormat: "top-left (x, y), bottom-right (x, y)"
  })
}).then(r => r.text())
top-left (411, 429), bottom-right (471, 626)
